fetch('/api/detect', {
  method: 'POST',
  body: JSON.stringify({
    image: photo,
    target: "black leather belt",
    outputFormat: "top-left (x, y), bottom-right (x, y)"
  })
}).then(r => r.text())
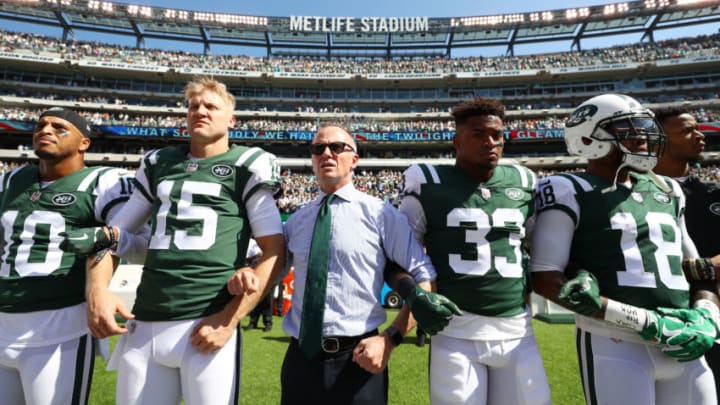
top-left (294, 330), bottom-right (378, 356)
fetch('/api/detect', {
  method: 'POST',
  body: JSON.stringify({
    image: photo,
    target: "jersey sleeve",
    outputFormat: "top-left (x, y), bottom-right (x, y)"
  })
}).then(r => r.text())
top-left (240, 149), bottom-right (281, 202)
top-left (398, 164), bottom-right (432, 241)
top-left (131, 149), bottom-right (159, 204)
top-left (93, 167), bottom-right (135, 223)
top-left (534, 174), bottom-right (583, 227)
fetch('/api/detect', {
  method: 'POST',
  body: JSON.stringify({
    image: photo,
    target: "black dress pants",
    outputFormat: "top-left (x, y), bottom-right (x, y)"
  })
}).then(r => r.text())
top-left (280, 338), bottom-right (388, 405)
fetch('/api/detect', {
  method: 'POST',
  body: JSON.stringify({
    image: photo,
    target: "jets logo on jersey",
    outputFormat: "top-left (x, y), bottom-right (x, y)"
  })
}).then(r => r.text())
top-left (710, 202), bottom-right (720, 216)
top-left (566, 104), bottom-right (598, 128)
top-left (652, 192), bottom-right (671, 205)
top-left (52, 193), bottom-right (76, 206)
top-left (505, 188), bottom-right (524, 201)
top-left (212, 164), bottom-right (233, 178)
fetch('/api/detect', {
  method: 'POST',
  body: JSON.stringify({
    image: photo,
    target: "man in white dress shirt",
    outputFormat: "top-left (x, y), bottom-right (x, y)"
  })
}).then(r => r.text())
top-left (280, 125), bottom-right (455, 404)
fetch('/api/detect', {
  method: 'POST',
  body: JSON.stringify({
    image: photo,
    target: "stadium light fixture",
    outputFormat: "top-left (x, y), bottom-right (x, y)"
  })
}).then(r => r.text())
top-left (603, 3), bottom-right (630, 15)
top-left (88, 1), bottom-right (114, 12)
top-left (127, 4), bottom-right (152, 18)
top-left (644, 0), bottom-right (670, 7)
top-left (164, 9), bottom-right (189, 20)
top-left (566, 8), bottom-right (590, 19)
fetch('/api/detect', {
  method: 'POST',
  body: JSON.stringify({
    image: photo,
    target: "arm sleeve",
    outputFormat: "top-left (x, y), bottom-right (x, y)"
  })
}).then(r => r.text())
top-left (105, 201), bottom-right (151, 265)
top-left (380, 204), bottom-right (436, 283)
top-left (94, 168), bottom-right (151, 264)
top-left (529, 205), bottom-right (575, 273)
top-left (247, 188), bottom-right (283, 238)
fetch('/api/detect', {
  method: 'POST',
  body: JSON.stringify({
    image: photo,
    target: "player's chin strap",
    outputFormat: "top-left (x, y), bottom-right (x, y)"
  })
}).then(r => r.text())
top-left (601, 164), bottom-right (675, 196)
top-left (647, 170), bottom-right (675, 196)
top-left (600, 162), bottom-right (627, 194)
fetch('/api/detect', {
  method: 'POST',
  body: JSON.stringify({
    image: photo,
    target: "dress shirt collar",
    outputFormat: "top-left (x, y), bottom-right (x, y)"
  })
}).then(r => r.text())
top-left (318, 182), bottom-right (357, 204)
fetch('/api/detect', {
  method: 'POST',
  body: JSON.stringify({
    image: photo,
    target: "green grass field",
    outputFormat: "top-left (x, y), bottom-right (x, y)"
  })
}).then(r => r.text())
top-left (89, 314), bottom-right (584, 404)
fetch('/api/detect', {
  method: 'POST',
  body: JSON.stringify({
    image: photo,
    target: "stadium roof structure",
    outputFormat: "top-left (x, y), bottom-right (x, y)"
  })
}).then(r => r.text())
top-left (1, 0), bottom-right (719, 58)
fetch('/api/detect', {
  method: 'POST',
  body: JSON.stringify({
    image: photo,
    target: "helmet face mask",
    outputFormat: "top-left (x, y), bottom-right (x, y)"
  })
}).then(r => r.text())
top-left (564, 94), bottom-right (665, 172)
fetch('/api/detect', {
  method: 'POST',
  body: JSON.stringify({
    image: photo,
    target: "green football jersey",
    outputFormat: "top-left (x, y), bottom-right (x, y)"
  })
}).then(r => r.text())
top-left (402, 164), bottom-right (536, 317)
top-left (535, 172), bottom-right (689, 309)
top-left (0, 165), bottom-right (133, 312)
top-left (132, 144), bottom-right (280, 321)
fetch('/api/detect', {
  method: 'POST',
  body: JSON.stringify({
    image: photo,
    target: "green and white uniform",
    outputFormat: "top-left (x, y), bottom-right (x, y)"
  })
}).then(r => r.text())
top-left (532, 172), bottom-right (715, 405)
top-left (400, 163), bottom-right (550, 405)
top-left (534, 171), bottom-right (690, 340)
top-left (111, 144), bottom-right (282, 405)
top-left (132, 144), bottom-right (280, 321)
top-left (0, 165), bottom-right (134, 405)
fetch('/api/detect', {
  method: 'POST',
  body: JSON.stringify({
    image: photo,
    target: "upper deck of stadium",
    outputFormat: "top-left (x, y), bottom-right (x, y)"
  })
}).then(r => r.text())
top-left (1, 0), bottom-right (719, 58)
top-left (0, 0), bottom-right (719, 168)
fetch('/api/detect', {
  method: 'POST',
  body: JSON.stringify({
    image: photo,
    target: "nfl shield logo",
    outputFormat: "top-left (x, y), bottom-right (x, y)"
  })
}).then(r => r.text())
top-left (187, 163), bottom-right (199, 172)
top-left (481, 188), bottom-right (491, 200)
top-left (31, 191), bottom-right (41, 202)
top-left (631, 192), bottom-right (644, 203)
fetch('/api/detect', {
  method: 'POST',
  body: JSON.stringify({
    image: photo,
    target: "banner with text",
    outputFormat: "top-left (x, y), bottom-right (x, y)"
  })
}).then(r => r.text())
top-left (3, 123), bottom-right (719, 142)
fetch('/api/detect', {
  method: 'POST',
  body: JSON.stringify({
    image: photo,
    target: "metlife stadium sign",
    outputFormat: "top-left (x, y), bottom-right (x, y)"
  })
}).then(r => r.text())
top-left (289, 16), bottom-right (429, 33)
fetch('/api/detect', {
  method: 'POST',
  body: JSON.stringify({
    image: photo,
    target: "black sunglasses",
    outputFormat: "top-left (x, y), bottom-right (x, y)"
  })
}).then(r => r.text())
top-left (309, 142), bottom-right (356, 155)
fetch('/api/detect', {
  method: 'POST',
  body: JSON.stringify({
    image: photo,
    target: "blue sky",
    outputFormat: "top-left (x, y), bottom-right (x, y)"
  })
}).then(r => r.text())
top-left (3, 0), bottom-right (718, 57)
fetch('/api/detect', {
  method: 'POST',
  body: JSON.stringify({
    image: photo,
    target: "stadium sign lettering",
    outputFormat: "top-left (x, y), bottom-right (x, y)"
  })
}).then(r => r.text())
top-left (367, 73), bottom-right (443, 79)
top-left (78, 60), bottom-right (167, 72)
top-left (289, 16), bottom-right (429, 33)
top-left (81, 126), bottom-right (576, 143)
top-left (507, 129), bottom-right (565, 140)
top-left (273, 72), bottom-right (354, 79)
top-left (0, 51), bottom-right (60, 63)
top-left (179, 68), bottom-right (262, 78)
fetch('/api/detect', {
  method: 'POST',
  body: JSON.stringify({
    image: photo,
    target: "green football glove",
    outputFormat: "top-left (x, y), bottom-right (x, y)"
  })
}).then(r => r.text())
top-left (640, 310), bottom-right (689, 345)
top-left (652, 307), bottom-right (718, 362)
top-left (557, 270), bottom-right (602, 316)
top-left (59, 227), bottom-right (113, 255)
top-left (406, 286), bottom-right (462, 335)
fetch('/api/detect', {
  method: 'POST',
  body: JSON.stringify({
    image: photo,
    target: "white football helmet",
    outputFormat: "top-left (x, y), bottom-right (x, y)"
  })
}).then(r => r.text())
top-left (564, 94), bottom-right (665, 172)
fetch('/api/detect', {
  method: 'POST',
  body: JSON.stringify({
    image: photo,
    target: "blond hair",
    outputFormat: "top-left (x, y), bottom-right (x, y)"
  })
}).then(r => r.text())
top-left (184, 77), bottom-right (236, 110)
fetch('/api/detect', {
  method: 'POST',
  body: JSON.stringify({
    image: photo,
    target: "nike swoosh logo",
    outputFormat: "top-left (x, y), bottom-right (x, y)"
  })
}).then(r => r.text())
top-left (661, 324), bottom-right (683, 341)
top-left (68, 234), bottom-right (89, 241)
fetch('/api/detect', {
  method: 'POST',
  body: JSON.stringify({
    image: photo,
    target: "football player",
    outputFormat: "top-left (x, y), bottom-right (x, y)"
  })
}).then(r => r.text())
top-left (398, 97), bottom-right (551, 404)
top-left (0, 108), bottom-right (143, 405)
top-left (61, 78), bottom-right (286, 405)
top-left (653, 106), bottom-right (720, 398)
top-left (531, 94), bottom-right (719, 405)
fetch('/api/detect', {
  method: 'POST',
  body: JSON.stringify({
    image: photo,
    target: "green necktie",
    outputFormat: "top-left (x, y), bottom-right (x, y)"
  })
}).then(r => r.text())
top-left (298, 194), bottom-right (335, 358)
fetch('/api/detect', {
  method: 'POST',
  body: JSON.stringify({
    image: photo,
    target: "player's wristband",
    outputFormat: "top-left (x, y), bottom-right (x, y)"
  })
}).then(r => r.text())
top-left (94, 226), bottom-right (118, 263)
top-left (604, 299), bottom-right (649, 332)
top-left (395, 276), bottom-right (417, 300)
top-left (683, 258), bottom-right (716, 282)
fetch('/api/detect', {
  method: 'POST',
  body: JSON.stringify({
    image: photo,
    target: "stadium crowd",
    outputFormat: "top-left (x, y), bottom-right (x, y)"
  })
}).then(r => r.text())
top-left (2, 30), bottom-right (719, 73)
top-left (3, 106), bottom-right (719, 132)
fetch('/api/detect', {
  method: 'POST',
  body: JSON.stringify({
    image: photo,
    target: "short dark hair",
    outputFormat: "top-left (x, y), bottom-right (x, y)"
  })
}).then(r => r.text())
top-left (652, 106), bottom-right (690, 126)
top-left (451, 97), bottom-right (506, 126)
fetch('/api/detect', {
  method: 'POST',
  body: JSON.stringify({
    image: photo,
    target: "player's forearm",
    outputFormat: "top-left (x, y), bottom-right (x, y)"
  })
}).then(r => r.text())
top-left (530, 271), bottom-right (566, 303)
top-left (391, 280), bottom-right (432, 336)
top-left (223, 234), bottom-right (286, 325)
top-left (85, 254), bottom-right (118, 296)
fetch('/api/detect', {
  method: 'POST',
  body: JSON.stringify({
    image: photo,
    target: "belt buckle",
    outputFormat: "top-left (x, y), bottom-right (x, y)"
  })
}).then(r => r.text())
top-left (321, 337), bottom-right (340, 353)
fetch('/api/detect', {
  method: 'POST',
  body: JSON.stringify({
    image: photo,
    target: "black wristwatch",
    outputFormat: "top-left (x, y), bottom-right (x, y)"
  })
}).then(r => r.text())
top-left (384, 326), bottom-right (404, 347)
